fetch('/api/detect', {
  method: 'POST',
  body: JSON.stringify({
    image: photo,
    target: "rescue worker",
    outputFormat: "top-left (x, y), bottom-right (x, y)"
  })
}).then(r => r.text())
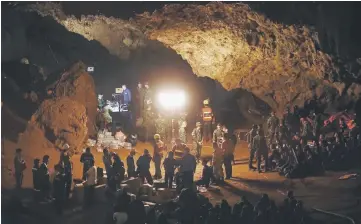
top-left (122, 84), bottom-right (131, 106)
top-left (136, 82), bottom-right (145, 118)
top-left (127, 149), bottom-right (136, 178)
top-left (59, 149), bottom-right (72, 200)
top-left (52, 164), bottom-right (66, 215)
top-left (247, 124), bottom-right (258, 170)
top-left (267, 112), bottom-right (279, 145)
top-left (252, 130), bottom-right (269, 173)
top-left (212, 142), bottom-right (224, 184)
top-left (14, 148), bottom-right (26, 189)
top-left (178, 113), bottom-right (187, 143)
top-left (153, 134), bottom-right (167, 179)
top-left (213, 123), bottom-right (224, 146)
top-left (202, 99), bottom-right (213, 142)
top-left (192, 122), bottom-right (203, 162)
top-left (172, 138), bottom-right (187, 161)
top-left (163, 151), bottom-right (176, 188)
top-left (80, 147), bottom-right (94, 180)
top-left (98, 94), bottom-right (105, 109)
top-left (179, 147), bottom-right (197, 189)
top-left (300, 117), bottom-right (312, 146)
top-left (39, 155), bottom-right (51, 201)
top-left (222, 133), bottom-right (235, 179)
top-left (136, 149), bottom-right (153, 185)
top-left (155, 113), bottom-right (167, 141)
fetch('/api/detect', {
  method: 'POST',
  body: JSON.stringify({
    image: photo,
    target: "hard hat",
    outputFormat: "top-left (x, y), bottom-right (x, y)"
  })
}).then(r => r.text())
top-left (196, 122), bottom-right (202, 126)
top-left (154, 134), bottom-right (160, 139)
top-left (203, 99), bottom-right (209, 105)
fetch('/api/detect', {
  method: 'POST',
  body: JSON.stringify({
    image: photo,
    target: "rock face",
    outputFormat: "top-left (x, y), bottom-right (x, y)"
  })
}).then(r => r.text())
top-left (20, 2), bottom-right (361, 115)
top-left (30, 97), bottom-right (88, 153)
top-left (52, 62), bottom-right (98, 136)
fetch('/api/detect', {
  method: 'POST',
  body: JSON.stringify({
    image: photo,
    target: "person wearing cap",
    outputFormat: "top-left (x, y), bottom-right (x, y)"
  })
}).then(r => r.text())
top-left (152, 134), bottom-right (166, 179)
top-left (212, 123), bottom-right (224, 146)
top-left (136, 149), bottom-right (153, 185)
top-left (14, 148), bottom-right (26, 189)
top-left (39, 155), bottom-right (51, 201)
top-left (247, 124), bottom-right (259, 170)
top-left (127, 149), bottom-right (136, 178)
top-left (192, 122), bottom-right (203, 163)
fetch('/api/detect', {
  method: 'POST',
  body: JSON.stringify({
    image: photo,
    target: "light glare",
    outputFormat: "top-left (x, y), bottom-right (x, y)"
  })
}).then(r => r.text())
top-left (158, 91), bottom-right (185, 109)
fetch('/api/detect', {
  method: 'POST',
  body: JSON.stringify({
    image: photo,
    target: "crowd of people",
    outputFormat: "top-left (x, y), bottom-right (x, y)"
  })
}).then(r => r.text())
top-left (246, 107), bottom-right (360, 178)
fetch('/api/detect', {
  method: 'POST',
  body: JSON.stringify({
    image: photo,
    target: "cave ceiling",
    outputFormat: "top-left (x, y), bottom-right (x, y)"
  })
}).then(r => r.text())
top-left (23, 2), bottom-right (361, 114)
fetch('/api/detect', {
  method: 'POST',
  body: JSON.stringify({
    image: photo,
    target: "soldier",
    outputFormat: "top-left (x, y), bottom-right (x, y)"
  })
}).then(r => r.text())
top-left (155, 113), bottom-right (167, 141)
top-left (247, 124), bottom-right (258, 170)
top-left (267, 112), bottom-right (279, 145)
top-left (213, 123), bottom-right (224, 147)
top-left (252, 130), bottom-right (268, 173)
top-left (202, 99), bottom-right (214, 142)
top-left (192, 122), bottom-right (203, 162)
top-left (153, 134), bottom-right (167, 179)
top-left (178, 113), bottom-right (187, 144)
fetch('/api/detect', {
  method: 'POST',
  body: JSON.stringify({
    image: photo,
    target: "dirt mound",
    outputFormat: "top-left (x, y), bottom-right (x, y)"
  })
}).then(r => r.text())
top-left (30, 97), bottom-right (88, 153)
top-left (53, 62), bottom-right (97, 136)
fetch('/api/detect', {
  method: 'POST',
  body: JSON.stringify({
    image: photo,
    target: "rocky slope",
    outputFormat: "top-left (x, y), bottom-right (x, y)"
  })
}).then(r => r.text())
top-left (25, 2), bottom-right (361, 115)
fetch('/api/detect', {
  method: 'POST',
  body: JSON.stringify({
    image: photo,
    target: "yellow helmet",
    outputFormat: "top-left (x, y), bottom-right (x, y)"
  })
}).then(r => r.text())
top-left (154, 134), bottom-right (160, 139)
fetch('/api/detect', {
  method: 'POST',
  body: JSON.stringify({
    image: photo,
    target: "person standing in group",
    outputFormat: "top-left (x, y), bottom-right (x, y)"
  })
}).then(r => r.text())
top-left (267, 112), bottom-right (279, 145)
top-left (163, 151), bottom-right (176, 188)
top-left (136, 82), bottom-right (145, 119)
top-left (247, 124), bottom-right (258, 170)
top-left (32, 158), bottom-right (40, 200)
top-left (52, 164), bottom-right (66, 215)
top-left (202, 99), bottom-right (214, 142)
top-left (122, 84), bottom-right (132, 106)
top-left (83, 159), bottom-right (97, 208)
top-left (213, 123), bottom-right (224, 147)
top-left (112, 153), bottom-right (125, 190)
top-left (192, 122), bottom-right (203, 163)
top-left (39, 155), bottom-right (51, 201)
top-left (178, 113), bottom-right (187, 144)
top-left (155, 114), bottom-right (167, 142)
top-left (222, 133), bottom-right (235, 179)
top-left (172, 138), bottom-right (187, 161)
top-left (143, 82), bottom-right (152, 114)
top-left (152, 134), bottom-right (167, 179)
top-left (80, 147), bottom-right (94, 180)
top-left (179, 147), bottom-right (197, 189)
top-left (59, 149), bottom-right (72, 200)
top-left (212, 142), bottom-right (224, 184)
top-left (252, 130), bottom-right (269, 173)
top-left (102, 148), bottom-right (113, 187)
top-left (136, 149), bottom-right (153, 185)
top-left (14, 148), bottom-right (26, 189)
top-left (126, 149), bottom-right (136, 178)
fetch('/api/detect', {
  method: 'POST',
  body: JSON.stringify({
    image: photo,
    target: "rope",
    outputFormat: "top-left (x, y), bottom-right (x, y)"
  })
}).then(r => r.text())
top-left (312, 208), bottom-right (356, 224)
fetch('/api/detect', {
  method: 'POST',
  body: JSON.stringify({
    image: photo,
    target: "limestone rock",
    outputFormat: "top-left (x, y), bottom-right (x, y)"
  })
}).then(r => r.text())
top-left (54, 62), bottom-right (97, 136)
top-left (30, 97), bottom-right (88, 153)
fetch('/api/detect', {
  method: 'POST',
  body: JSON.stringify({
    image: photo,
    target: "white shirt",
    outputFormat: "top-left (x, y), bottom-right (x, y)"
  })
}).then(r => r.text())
top-left (85, 166), bottom-right (97, 186)
top-left (113, 212), bottom-right (128, 224)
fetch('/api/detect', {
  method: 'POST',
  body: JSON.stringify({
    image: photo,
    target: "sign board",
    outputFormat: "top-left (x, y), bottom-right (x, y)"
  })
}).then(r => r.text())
top-left (115, 88), bottom-right (123, 93)
top-left (87, 67), bottom-right (94, 72)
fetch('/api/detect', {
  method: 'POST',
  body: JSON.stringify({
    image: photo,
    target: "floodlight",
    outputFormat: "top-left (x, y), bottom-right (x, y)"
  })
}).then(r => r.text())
top-left (158, 90), bottom-right (186, 110)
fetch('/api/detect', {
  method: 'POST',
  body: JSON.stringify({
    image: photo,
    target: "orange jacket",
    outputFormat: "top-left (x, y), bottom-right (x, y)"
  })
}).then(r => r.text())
top-left (202, 107), bottom-right (213, 122)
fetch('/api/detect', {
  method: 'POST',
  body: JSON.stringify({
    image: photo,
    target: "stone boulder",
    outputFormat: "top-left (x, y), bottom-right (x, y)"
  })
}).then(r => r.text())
top-left (54, 62), bottom-right (97, 136)
top-left (30, 97), bottom-right (88, 153)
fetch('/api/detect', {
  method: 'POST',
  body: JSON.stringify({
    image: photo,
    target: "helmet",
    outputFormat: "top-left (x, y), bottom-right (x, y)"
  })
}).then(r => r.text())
top-left (196, 122), bottom-right (201, 126)
top-left (203, 99), bottom-right (209, 105)
top-left (154, 134), bottom-right (160, 139)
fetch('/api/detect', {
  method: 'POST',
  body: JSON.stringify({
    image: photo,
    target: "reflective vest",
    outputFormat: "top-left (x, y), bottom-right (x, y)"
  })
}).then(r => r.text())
top-left (202, 107), bottom-right (213, 122)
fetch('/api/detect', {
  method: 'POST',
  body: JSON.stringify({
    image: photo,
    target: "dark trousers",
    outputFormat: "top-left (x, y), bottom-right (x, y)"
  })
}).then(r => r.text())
top-left (203, 121), bottom-right (212, 142)
top-left (223, 155), bottom-right (233, 178)
top-left (139, 170), bottom-right (153, 185)
top-left (15, 172), bottom-right (23, 189)
top-left (249, 148), bottom-right (256, 168)
top-left (54, 197), bottom-right (64, 215)
top-left (82, 165), bottom-right (90, 180)
top-left (195, 144), bottom-right (202, 161)
top-left (153, 155), bottom-right (162, 179)
top-left (84, 185), bottom-right (95, 208)
top-left (127, 169), bottom-right (136, 178)
top-left (164, 172), bottom-right (174, 188)
top-left (257, 152), bottom-right (269, 171)
top-left (181, 171), bottom-right (194, 189)
top-left (64, 174), bottom-right (72, 200)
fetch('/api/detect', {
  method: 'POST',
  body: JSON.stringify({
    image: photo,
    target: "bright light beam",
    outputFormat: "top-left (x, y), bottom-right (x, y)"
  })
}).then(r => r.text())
top-left (158, 90), bottom-right (186, 110)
